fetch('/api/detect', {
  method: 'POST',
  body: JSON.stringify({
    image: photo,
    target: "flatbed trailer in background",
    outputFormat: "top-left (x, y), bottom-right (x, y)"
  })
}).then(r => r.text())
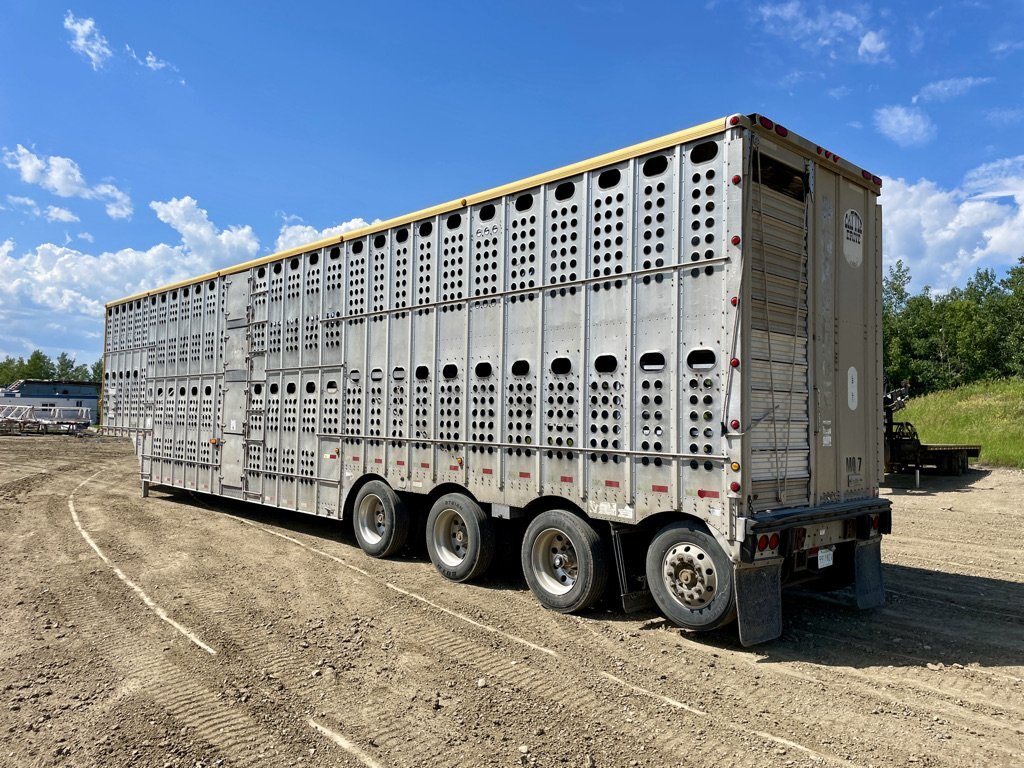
top-left (884, 386), bottom-right (981, 475)
top-left (102, 113), bottom-right (891, 646)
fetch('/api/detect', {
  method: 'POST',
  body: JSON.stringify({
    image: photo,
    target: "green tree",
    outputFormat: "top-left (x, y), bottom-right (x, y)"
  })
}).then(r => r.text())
top-left (89, 359), bottom-right (104, 383)
top-left (21, 350), bottom-right (55, 380)
top-left (0, 356), bottom-right (25, 386)
top-left (54, 352), bottom-right (77, 379)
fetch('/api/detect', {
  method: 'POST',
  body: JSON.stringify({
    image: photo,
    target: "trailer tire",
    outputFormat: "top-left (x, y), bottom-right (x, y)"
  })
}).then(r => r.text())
top-left (426, 494), bottom-right (495, 583)
top-left (352, 480), bottom-right (409, 558)
top-left (522, 510), bottom-right (608, 613)
top-left (646, 521), bottom-right (736, 631)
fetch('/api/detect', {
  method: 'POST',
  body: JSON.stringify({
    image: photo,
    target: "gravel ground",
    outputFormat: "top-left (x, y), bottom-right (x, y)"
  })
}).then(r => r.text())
top-left (0, 435), bottom-right (1021, 768)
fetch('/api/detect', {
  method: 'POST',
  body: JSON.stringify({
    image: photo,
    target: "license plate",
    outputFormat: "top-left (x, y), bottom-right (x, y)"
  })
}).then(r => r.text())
top-left (817, 547), bottom-right (834, 569)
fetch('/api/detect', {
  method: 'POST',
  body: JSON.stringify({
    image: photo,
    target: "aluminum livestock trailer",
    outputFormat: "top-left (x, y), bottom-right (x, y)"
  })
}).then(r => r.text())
top-left (103, 113), bottom-right (892, 645)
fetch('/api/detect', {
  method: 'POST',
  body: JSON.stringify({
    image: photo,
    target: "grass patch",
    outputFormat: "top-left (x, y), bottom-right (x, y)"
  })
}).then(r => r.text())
top-left (901, 377), bottom-right (1024, 469)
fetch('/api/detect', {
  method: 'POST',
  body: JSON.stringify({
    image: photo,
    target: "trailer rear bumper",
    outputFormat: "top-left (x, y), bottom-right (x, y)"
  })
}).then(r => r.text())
top-left (737, 498), bottom-right (892, 564)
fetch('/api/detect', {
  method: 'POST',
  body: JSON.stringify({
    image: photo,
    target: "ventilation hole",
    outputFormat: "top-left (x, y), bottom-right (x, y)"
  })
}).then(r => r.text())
top-left (415, 365), bottom-right (429, 381)
top-left (686, 349), bottom-right (717, 370)
top-left (475, 361), bottom-right (493, 378)
top-left (515, 193), bottom-right (533, 211)
top-left (352, 241), bottom-right (364, 254)
top-left (595, 354), bottom-right (618, 373)
top-left (554, 181), bottom-right (575, 200)
top-left (597, 169), bottom-right (621, 189)
top-left (446, 213), bottom-right (461, 229)
top-left (419, 221), bottom-right (433, 236)
top-left (156, 387), bottom-right (162, 395)
top-left (551, 357), bottom-right (572, 375)
top-left (204, 386), bottom-right (212, 396)
top-left (479, 203), bottom-right (496, 221)
top-left (370, 368), bottom-right (384, 382)
top-left (330, 247), bottom-right (341, 259)
top-left (257, 266), bottom-right (266, 278)
top-left (642, 155), bottom-right (668, 176)
top-left (349, 369), bottom-right (361, 382)
top-left (690, 141), bottom-right (719, 164)
top-left (305, 381), bottom-right (316, 394)
top-left (286, 382), bottom-right (296, 394)
top-left (290, 258), bottom-right (299, 270)
top-left (253, 383), bottom-right (263, 395)
top-left (442, 364), bottom-right (458, 379)
top-left (179, 387), bottom-right (186, 396)
top-left (194, 284), bottom-right (202, 294)
top-left (640, 351), bottom-right (666, 372)
top-left (269, 383), bottom-right (279, 394)
top-left (309, 252), bottom-right (319, 265)
top-left (190, 386), bottom-right (198, 396)
top-left (392, 366), bottom-right (406, 380)
top-left (326, 380), bottom-right (338, 393)
top-left (511, 359), bottom-right (530, 376)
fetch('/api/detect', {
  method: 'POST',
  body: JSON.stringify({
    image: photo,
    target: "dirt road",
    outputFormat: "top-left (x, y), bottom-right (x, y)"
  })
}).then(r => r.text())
top-left (0, 435), bottom-right (1021, 767)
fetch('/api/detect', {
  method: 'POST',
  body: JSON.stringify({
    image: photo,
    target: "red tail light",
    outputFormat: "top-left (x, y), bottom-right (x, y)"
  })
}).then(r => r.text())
top-left (730, 481), bottom-right (741, 492)
top-left (757, 535), bottom-right (769, 552)
top-left (758, 116), bottom-right (775, 130)
top-left (774, 124), bottom-right (788, 137)
top-left (769, 533), bottom-right (779, 549)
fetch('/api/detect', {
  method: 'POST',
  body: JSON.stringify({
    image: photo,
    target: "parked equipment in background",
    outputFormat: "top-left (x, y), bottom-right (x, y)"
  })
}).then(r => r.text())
top-left (883, 383), bottom-right (980, 475)
top-left (102, 113), bottom-right (891, 646)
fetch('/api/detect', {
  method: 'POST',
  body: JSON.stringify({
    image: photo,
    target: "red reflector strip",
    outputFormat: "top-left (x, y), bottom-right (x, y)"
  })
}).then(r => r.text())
top-left (396, 460), bottom-right (405, 466)
top-left (697, 489), bottom-right (720, 499)
top-left (351, 456), bottom-right (360, 462)
top-left (560, 475), bottom-right (573, 483)
top-left (652, 484), bottom-right (669, 493)
top-left (519, 471), bottom-right (531, 478)
top-left (449, 464), bottom-right (459, 471)
top-left (605, 480), bottom-right (620, 488)
top-left (420, 462), bottom-right (430, 469)
top-left (482, 468), bottom-right (493, 475)
top-left (328, 454), bottom-right (337, 459)
top-left (374, 458), bottom-right (383, 464)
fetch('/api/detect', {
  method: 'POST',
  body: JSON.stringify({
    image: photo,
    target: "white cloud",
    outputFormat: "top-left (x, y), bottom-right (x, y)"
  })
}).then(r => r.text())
top-left (0, 198), bottom-right (259, 358)
top-left (274, 217), bottom-right (375, 252)
top-left (882, 156), bottom-right (1024, 290)
top-left (991, 40), bottom-right (1024, 55)
top-left (63, 12), bottom-right (112, 70)
top-left (756, 2), bottom-right (867, 57)
top-left (6, 195), bottom-right (40, 217)
top-left (857, 30), bottom-right (890, 62)
top-left (77, 232), bottom-right (94, 243)
top-left (986, 107), bottom-right (1024, 123)
top-left (913, 76), bottom-right (992, 104)
top-left (827, 85), bottom-right (851, 99)
top-left (874, 105), bottom-right (935, 146)
top-left (46, 205), bottom-right (79, 223)
top-left (126, 45), bottom-right (178, 73)
top-left (2, 144), bottom-right (133, 219)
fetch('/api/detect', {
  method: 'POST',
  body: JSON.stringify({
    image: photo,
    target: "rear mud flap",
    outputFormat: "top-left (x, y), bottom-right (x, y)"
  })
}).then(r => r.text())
top-left (854, 538), bottom-right (885, 609)
top-left (734, 563), bottom-right (783, 647)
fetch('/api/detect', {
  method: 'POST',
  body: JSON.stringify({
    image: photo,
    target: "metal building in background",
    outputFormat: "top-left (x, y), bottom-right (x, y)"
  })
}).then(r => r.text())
top-left (0, 379), bottom-right (99, 424)
top-left (102, 113), bottom-right (892, 645)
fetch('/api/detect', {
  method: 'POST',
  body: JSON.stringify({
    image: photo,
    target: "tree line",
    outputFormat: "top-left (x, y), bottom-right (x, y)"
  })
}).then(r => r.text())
top-left (0, 351), bottom-right (103, 387)
top-left (883, 256), bottom-right (1024, 395)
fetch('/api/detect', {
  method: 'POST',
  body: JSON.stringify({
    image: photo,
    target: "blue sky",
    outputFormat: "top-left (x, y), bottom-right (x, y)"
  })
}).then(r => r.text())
top-left (2, 0), bottom-right (1023, 363)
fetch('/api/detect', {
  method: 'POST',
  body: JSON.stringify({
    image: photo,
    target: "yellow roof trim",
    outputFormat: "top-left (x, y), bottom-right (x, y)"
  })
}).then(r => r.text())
top-left (106, 116), bottom-right (731, 308)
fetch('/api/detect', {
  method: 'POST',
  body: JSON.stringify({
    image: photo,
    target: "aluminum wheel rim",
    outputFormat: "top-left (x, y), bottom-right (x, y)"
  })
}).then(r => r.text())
top-left (663, 542), bottom-right (717, 609)
top-left (531, 527), bottom-right (578, 595)
top-left (356, 493), bottom-right (386, 546)
top-left (432, 507), bottom-right (469, 568)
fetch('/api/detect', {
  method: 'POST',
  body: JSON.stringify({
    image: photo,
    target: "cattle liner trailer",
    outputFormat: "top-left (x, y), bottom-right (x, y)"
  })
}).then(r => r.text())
top-left (103, 113), bottom-right (891, 645)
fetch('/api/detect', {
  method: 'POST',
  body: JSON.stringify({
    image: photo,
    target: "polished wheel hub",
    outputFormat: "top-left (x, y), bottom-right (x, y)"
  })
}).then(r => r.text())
top-left (531, 529), bottom-right (578, 595)
top-left (433, 508), bottom-right (469, 567)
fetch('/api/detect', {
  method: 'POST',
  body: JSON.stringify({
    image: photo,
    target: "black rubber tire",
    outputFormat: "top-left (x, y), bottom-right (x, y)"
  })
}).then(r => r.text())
top-left (521, 510), bottom-right (608, 613)
top-left (646, 521), bottom-right (736, 631)
top-left (426, 493), bottom-right (495, 583)
top-left (351, 480), bottom-right (409, 558)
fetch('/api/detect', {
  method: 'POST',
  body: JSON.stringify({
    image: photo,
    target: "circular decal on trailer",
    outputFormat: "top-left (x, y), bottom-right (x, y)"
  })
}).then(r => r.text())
top-left (843, 209), bottom-right (864, 268)
top-left (847, 366), bottom-right (858, 411)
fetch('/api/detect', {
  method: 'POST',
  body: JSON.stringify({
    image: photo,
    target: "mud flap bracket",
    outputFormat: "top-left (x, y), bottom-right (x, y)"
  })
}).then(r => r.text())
top-left (735, 562), bottom-right (783, 646)
top-left (854, 538), bottom-right (885, 609)
top-left (610, 524), bottom-right (655, 613)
